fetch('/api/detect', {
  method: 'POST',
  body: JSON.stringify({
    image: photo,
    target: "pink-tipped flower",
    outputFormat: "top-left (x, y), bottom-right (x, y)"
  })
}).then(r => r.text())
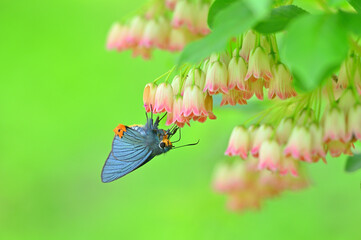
top-left (182, 85), bottom-right (207, 118)
top-left (172, 0), bottom-right (194, 31)
top-left (251, 125), bottom-right (273, 157)
top-left (240, 30), bottom-right (256, 61)
top-left (154, 82), bottom-right (174, 113)
top-left (126, 16), bottom-right (146, 45)
top-left (140, 19), bottom-right (160, 48)
top-left (166, 95), bottom-right (188, 127)
top-left (168, 28), bottom-right (189, 51)
top-left (131, 46), bottom-right (152, 59)
top-left (166, 0), bottom-right (177, 10)
top-left (346, 104), bottom-right (361, 141)
top-left (156, 17), bottom-right (171, 49)
top-left (258, 140), bottom-right (282, 172)
top-left (327, 140), bottom-right (353, 157)
top-left (245, 47), bottom-right (273, 81)
top-left (220, 90), bottom-right (247, 106)
top-left (284, 126), bottom-right (312, 162)
top-left (276, 118), bottom-right (293, 144)
top-left (210, 52), bottom-right (231, 66)
top-left (323, 106), bottom-right (347, 143)
top-left (228, 56), bottom-right (248, 91)
top-left (194, 3), bottom-right (210, 35)
top-left (184, 68), bottom-right (206, 91)
top-left (309, 123), bottom-right (326, 162)
top-left (204, 60), bottom-right (229, 95)
top-left (225, 126), bottom-right (250, 159)
top-left (143, 83), bottom-right (158, 112)
top-left (268, 63), bottom-right (296, 99)
top-left (212, 162), bottom-right (233, 193)
top-left (106, 23), bottom-right (127, 50)
top-left (280, 156), bottom-right (299, 177)
top-left (244, 79), bottom-right (264, 100)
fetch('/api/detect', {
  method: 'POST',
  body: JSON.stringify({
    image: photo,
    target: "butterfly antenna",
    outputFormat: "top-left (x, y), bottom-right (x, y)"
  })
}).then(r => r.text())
top-left (145, 111), bottom-right (148, 121)
top-left (172, 139), bottom-right (199, 149)
top-left (159, 112), bottom-right (167, 123)
top-left (171, 128), bottom-right (181, 143)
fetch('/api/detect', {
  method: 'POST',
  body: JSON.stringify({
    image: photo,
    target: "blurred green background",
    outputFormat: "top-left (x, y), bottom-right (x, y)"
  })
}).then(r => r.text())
top-left (1, 0), bottom-right (360, 239)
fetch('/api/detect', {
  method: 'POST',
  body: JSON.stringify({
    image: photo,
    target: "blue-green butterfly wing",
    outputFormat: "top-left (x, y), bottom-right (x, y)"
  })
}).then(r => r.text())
top-left (101, 127), bottom-right (154, 183)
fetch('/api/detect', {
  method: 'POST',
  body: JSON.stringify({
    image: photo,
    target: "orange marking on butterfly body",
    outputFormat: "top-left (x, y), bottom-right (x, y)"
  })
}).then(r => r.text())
top-left (162, 134), bottom-right (172, 147)
top-left (114, 124), bottom-right (127, 138)
top-left (129, 124), bottom-right (142, 128)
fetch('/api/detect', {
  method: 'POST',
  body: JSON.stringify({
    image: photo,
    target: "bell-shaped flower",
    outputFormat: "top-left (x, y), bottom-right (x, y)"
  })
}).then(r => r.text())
top-left (171, 75), bottom-right (181, 95)
top-left (168, 28), bottom-right (188, 51)
top-left (126, 16), bottom-right (146, 44)
top-left (258, 140), bottom-right (282, 171)
top-left (260, 35), bottom-right (271, 54)
top-left (228, 56), bottom-right (248, 91)
top-left (309, 123), bottom-right (326, 162)
top-left (220, 90), bottom-right (247, 106)
top-left (143, 83), bottom-right (158, 112)
top-left (166, 95), bottom-right (188, 127)
top-left (212, 162), bottom-right (233, 193)
top-left (268, 63), bottom-right (296, 99)
top-left (204, 60), bottom-right (228, 95)
top-left (182, 85), bottom-right (207, 118)
top-left (284, 126), bottom-right (312, 162)
top-left (194, 3), bottom-right (210, 35)
top-left (245, 47), bottom-right (273, 81)
top-left (280, 156), bottom-right (299, 177)
top-left (244, 79), bottom-right (264, 100)
top-left (131, 46), bottom-right (151, 59)
top-left (225, 126), bottom-right (250, 159)
top-left (184, 68), bottom-right (206, 91)
top-left (239, 30), bottom-right (256, 61)
top-left (327, 140), bottom-right (353, 157)
top-left (209, 53), bottom-right (231, 66)
top-left (106, 23), bottom-right (127, 50)
top-left (323, 106), bottom-right (347, 143)
top-left (251, 124), bottom-right (273, 157)
top-left (337, 58), bottom-right (354, 89)
top-left (276, 118), bottom-right (293, 144)
top-left (346, 104), bottom-right (361, 141)
top-left (338, 88), bottom-right (356, 114)
top-left (172, 0), bottom-right (194, 31)
top-left (154, 82), bottom-right (174, 113)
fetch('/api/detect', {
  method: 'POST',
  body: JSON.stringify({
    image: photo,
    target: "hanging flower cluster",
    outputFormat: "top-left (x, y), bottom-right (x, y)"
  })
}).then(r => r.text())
top-left (216, 53), bottom-right (361, 210)
top-left (106, 0), bottom-right (211, 59)
top-left (212, 158), bottom-right (308, 211)
top-left (142, 30), bottom-right (297, 127)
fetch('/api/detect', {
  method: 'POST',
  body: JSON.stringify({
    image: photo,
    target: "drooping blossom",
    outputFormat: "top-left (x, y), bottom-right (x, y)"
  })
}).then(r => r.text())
top-left (225, 126), bottom-right (250, 159)
top-left (172, 0), bottom-right (194, 31)
top-left (323, 106), bottom-right (347, 143)
top-left (143, 83), bottom-right (158, 112)
top-left (268, 63), bottom-right (296, 99)
top-left (239, 30), bottom-right (256, 61)
top-left (251, 125), bottom-right (273, 157)
top-left (276, 118), bottom-right (293, 144)
top-left (220, 90), bottom-right (247, 106)
top-left (166, 95), bottom-right (188, 127)
top-left (198, 93), bottom-right (216, 122)
top-left (126, 16), bottom-right (146, 45)
top-left (228, 56), bottom-right (248, 91)
top-left (171, 75), bottom-right (181, 95)
top-left (194, 3), bottom-right (210, 35)
top-left (245, 47), bottom-right (273, 81)
top-left (168, 28), bottom-right (189, 51)
top-left (244, 79), bottom-right (264, 100)
top-left (284, 126), bottom-right (312, 162)
top-left (279, 156), bottom-right (299, 177)
top-left (154, 82), bottom-right (174, 113)
top-left (346, 104), bottom-right (361, 141)
top-left (337, 58), bottom-right (354, 89)
top-left (183, 68), bottom-right (206, 91)
top-left (182, 85), bottom-right (207, 119)
top-left (258, 140), bottom-right (282, 171)
top-left (106, 23), bottom-right (127, 50)
top-left (327, 140), bottom-right (353, 157)
top-left (204, 60), bottom-right (228, 95)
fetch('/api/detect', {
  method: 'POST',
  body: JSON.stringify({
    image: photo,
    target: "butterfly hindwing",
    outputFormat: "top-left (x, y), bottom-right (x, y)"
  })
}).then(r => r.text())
top-left (101, 126), bottom-right (154, 183)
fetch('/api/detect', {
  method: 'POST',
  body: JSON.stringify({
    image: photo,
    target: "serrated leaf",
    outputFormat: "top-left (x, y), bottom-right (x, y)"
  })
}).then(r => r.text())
top-left (345, 154), bottom-right (361, 172)
top-left (347, 0), bottom-right (361, 12)
top-left (254, 5), bottom-right (308, 34)
top-left (281, 14), bottom-right (349, 91)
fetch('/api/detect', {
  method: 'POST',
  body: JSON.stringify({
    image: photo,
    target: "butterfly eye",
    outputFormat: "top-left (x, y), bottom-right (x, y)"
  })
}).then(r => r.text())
top-left (159, 142), bottom-right (166, 149)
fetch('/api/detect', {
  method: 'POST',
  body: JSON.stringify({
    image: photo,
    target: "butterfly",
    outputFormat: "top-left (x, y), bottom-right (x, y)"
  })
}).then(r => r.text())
top-left (101, 111), bottom-right (199, 183)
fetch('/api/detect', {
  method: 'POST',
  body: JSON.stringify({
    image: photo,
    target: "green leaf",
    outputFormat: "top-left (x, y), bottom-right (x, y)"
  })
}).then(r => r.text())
top-left (347, 0), bottom-right (361, 12)
top-left (338, 11), bottom-right (361, 35)
top-left (254, 5), bottom-right (308, 34)
top-left (345, 154), bottom-right (361, 172)
top-left (281, 14), bottom-right (349, 91)
top-left (207, 0), bottom-right (239, 29)
top-left (179, 0), bottom-right (271, 64)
